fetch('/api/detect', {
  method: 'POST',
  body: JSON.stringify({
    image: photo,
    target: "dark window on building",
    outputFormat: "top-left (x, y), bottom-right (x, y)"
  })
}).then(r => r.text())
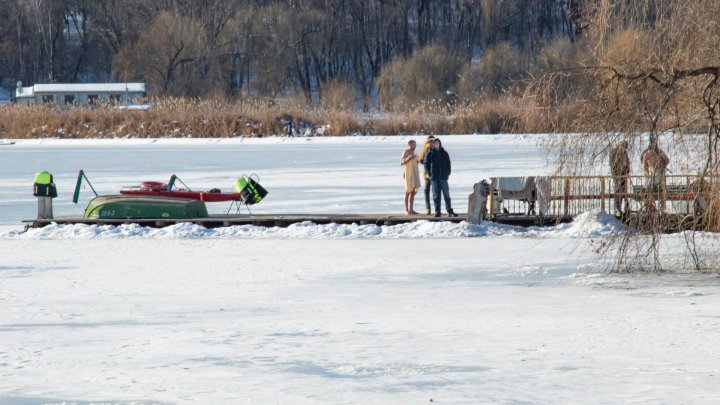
top-left (64, 95), bottom-right (75, 105)
top-left (42, 95), bottom-right (54, 104)
top-left (109, 94), bottom-right (121, 104)
top-left (88, 94), bottom-right (98, 105)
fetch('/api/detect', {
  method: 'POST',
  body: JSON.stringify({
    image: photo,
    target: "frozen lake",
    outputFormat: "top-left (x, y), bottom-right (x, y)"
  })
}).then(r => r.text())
top-left (1, 135), bottom-right (718, 404)
top-left (0, 135), bottom-right (547, 227)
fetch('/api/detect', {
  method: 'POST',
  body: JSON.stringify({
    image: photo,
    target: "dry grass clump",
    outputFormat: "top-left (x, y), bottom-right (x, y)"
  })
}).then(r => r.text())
top-left (318, 80), bottom-right (356, 112)
top-left (0, 95), bottom-right (554, 138)
top-left (0, 99), bottom-right (289, 138)
top-left (458, 42), bottom-right (529, 98)
top-left (453, 99), bottom-right (523, 134)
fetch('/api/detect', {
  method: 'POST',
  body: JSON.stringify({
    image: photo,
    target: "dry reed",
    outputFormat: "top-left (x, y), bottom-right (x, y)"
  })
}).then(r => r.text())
top-left (0, 96), bottom-right (552, 139)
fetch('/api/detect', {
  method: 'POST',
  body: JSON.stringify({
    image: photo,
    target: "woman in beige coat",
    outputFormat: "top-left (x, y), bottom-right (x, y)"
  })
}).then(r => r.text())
top-left (641, 140), bottom-right (670, 186)
top-left (401, 139), bottom-right (421, 215)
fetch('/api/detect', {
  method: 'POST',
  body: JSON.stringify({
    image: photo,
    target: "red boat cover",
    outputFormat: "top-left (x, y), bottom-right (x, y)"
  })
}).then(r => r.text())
top-left (120, 189), bottom-right (243, 202)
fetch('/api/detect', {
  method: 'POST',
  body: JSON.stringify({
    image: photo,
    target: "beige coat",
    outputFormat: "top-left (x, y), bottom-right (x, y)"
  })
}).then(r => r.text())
top-left (641, 147), bottom-right (670, 183)
top-left (401, 149), bottom-right (421, 192)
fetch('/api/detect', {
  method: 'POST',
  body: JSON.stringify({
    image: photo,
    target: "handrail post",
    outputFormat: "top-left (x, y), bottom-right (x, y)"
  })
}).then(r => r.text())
top-left (686, 175), bottom-right (691, 214)
top-left (600, 177), bottom-right (606, 212)
top-left (563, 177), bottom-right (570, 216)
top-left (488, 177), bottom-right (495, 221)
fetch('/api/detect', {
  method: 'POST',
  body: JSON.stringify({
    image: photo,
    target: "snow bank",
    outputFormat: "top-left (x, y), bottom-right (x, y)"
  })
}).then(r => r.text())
top-left (523, 208), bottom-right (625, 238)
top-left (1, 210), bottom-right (624, 240)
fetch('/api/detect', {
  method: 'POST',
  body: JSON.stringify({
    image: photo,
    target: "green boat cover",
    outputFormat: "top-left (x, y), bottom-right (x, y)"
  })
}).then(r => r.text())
top-left (84, 195), bottom-right (209, 219)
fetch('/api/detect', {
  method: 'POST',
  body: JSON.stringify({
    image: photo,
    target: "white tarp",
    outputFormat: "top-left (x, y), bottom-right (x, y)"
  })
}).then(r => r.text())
top-left (494, 176), bottom-right (552, 215)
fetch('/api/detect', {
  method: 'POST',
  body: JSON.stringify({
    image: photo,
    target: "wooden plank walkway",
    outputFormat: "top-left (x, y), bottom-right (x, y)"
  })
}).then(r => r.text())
top-left (23, 213), bottom-right (574, 229)
top-left (24, 213), bottom-right (463, 229)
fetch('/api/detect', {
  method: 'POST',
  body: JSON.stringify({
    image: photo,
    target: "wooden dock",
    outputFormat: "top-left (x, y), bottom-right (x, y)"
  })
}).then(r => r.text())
top-left (23, 213), bottom-right (573, 229)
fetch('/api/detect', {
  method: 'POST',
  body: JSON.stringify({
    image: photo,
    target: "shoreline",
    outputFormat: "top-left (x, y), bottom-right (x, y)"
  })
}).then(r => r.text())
top-left (0, 133), bottom-right (544, 146)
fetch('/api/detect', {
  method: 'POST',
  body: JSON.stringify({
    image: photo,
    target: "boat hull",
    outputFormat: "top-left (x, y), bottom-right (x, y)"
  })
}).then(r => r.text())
top-left (84, 195), bottom-right (209, 219)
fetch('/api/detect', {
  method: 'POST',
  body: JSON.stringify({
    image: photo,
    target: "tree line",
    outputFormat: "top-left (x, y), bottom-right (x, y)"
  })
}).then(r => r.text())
top-left (0, 0), bottom-right (583, 107)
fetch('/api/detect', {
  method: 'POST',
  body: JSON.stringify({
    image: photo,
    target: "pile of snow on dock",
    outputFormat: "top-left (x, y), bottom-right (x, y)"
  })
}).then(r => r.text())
top-left (3, 209), bottom-right (623, 240)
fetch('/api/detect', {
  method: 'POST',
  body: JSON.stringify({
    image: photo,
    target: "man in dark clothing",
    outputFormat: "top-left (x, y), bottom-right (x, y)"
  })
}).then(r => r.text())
top-left (609, 140), bottom-right (630, 218)
top-left (418, 135), bottom-right (435, 215)
top-left (424, 138), bottom-right (457, 217)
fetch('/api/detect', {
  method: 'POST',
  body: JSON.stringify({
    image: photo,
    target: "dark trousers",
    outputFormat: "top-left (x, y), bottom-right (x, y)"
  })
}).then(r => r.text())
top-left (613, 176), bottom-right (628, 214)
top-left (431, 179), bottom-right (453, 214)
top-left (423, 178), bottom-right (432, 210)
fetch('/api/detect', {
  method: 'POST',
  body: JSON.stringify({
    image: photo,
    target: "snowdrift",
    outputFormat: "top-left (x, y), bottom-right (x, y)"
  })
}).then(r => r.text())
top-left (3, 209), bottom-right (623, 240)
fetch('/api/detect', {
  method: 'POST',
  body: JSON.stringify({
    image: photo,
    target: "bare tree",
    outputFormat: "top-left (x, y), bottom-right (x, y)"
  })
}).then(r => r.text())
top-left (113, 11), bottom-right (208, 96)
top-left (528, 0), bottom-right (720, 272)
top-left (27, 0), bottom-right (65, 82)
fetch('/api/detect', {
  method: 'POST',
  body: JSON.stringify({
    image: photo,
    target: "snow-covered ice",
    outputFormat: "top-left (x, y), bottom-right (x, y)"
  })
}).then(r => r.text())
top-left (1, 135), bottom-right (719, 404)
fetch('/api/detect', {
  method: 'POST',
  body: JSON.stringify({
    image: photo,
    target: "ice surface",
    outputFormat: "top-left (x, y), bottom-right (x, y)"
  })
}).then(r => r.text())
top-left (0, 135), bottom-right (718, 404)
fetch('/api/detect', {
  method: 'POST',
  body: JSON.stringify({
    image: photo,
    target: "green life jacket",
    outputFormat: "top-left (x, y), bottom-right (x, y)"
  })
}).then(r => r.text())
top-left (234, 176), bottom-right (267, 204)
top-left (34, 171), bottom-right (57, 197)
top-left (235, 176), bottom-right (259, 203)
top-left (35, 171), bottom-right (53, 185)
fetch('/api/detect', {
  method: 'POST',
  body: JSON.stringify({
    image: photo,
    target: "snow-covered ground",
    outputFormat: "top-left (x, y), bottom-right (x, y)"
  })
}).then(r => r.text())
top-left (1, 135), bottom-right (719, 404)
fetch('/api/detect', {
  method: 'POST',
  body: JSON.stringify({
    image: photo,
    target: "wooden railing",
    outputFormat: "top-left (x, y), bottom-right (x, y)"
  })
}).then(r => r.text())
top-left (488, 175), bottom-right (715, 219)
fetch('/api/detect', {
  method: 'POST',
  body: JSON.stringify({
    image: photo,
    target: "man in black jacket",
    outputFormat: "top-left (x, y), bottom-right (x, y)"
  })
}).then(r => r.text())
top-left (424, 138), bottom-right (457, 217)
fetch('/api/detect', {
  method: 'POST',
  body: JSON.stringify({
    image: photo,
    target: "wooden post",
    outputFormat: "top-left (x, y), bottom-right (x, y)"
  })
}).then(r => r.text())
top-left (687, 175), bottom-right (691, 213)
top-left (37, 197), bottom-right (53, 219)
top-left (488, 178), bottom-right (495, 221)
top-left (563, 177), bottom-right (570, 215)
top-left (600, 177), bottom-right (606, 212)
top-left (467, 182), bottom-right (483, 224)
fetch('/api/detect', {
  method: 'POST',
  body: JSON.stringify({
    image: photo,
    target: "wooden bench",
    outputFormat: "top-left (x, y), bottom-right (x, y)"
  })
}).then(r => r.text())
top-left (631, 184), bottom-right (698, 200)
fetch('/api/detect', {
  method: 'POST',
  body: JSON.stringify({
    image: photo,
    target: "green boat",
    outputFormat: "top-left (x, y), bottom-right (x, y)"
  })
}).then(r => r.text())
top-left (84, 195), bottom-right (209, 219)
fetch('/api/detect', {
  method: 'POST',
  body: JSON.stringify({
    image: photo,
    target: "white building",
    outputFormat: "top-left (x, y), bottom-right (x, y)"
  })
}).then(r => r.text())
top-left (15, 83), bottom-right (146, 107)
